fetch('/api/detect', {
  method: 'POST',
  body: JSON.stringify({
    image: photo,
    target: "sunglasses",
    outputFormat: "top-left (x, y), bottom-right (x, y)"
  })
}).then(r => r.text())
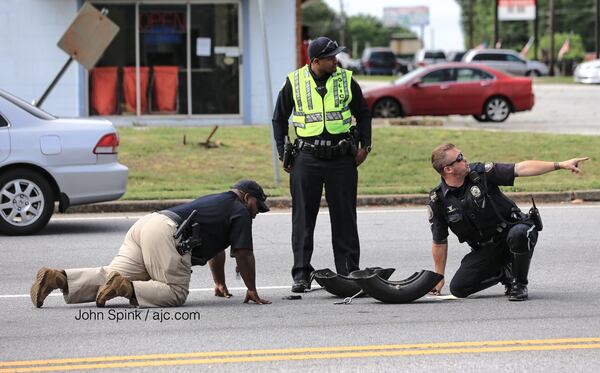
top-left (445, 152), bottom-right (464, 168)
top-left (316, 40), bottom-right (339, 59)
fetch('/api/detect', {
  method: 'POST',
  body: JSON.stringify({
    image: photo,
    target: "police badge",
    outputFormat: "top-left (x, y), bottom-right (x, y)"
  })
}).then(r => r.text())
top-left (470, 185), bottom-right (481, 198)
top-left (484, 162), bottom-right (494, 173)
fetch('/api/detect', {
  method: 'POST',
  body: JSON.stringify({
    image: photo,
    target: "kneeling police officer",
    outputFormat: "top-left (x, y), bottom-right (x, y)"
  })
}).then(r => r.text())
top-left (427, 143), bottom-right (588, 301)
top-left (30, 180), bottom-right (272, 308)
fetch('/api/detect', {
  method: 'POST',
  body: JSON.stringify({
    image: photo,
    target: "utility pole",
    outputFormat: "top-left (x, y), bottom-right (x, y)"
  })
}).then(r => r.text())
top-left (468, 0), bottom-right (474, 49)
top-left (494, 0), bottom-right (499, 47)
top-left (596, 0), bottom-right (600, 58)
top-left (534, 0), bottom-right (539, 60)
top-left (549, 0), bottom-right (555, 76)
top-left (338, 0), bottom-right (346, 46)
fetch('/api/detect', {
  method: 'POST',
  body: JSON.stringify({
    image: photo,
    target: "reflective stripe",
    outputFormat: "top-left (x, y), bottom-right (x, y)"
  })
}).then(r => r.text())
top-left (293, 71), bottom-right (302, 112)
top-left (304, 68), bottom-right (313, 110)
top-left (293, 111), bottom-right (304, 117)
top-left (325, 112), bottom-right (343, 120)
top-left (333, 77), bottom-right (339, 107)
top-left (292, 121), bottom-right (305, 128)
top-left (526, 225), bottom-right (535, 251)
top-left (341, 71), bottom-right (350, 102)
top-left (342, 117), bottom-right (352, 125)
top-left (305, 113), bottom-right (323, 123)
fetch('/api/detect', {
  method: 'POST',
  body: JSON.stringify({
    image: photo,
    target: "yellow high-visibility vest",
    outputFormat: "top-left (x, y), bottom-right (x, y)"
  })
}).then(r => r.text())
top-left (288, 65), bottom-right (353, 136)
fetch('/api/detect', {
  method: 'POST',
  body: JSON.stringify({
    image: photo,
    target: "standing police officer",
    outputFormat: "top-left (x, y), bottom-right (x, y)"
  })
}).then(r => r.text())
top-left (272, 36), bottom-right (372, 293)
top-left (428, 143), bottom-right (588, 301)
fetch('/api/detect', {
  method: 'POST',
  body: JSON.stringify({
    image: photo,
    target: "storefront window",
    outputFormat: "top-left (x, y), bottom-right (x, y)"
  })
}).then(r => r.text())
top-left (190, 4), bottom-right (240, 114)
top-left (89, 2), bottom-right (240, 117)
top-left (89, 4), bottom-right (135, 116)
top-left (140, 5), bottom-right (188, 115)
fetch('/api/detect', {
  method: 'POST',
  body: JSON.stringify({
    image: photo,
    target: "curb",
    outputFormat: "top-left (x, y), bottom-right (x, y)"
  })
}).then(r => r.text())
top-left (60, 190), bottom-right (600, 214)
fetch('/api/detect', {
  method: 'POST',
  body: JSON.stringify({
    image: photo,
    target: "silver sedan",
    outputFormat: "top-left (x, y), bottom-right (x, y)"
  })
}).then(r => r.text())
top-left (0, 89), bottom-right (128, 235)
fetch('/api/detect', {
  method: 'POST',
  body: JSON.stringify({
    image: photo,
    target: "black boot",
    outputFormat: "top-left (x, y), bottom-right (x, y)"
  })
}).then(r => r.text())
top-left (508, 251), bottom-right (531, 302)
top-left (500, 263), bottom-right (513, 296)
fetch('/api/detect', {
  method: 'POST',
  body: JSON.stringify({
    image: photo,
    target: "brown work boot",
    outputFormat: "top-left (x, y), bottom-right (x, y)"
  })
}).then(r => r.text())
top-left (30, 267), bottom-right (67, 308)
top-left (96, 271), bottom-right (134, 307)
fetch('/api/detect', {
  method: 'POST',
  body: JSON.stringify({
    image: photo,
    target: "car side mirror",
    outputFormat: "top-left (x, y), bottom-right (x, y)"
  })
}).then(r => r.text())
top-left (412, 79), bottom-right (422, 87)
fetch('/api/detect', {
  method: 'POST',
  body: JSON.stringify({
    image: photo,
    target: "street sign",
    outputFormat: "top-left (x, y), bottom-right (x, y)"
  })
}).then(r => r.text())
top-left (382, 6), bottom-right (429, 28)
top-left (57, 2), bottom-right (119, 70)
top-left (498, 0), bottom-right (536, 21)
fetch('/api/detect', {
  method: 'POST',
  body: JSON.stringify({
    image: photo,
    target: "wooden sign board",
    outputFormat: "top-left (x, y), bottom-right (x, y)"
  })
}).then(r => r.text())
top-left (57, 2), bottom-right (119, 70)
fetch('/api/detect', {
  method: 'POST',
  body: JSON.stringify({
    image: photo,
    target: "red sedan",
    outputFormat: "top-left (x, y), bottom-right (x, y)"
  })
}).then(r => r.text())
top-left (363, 63), bottom-right (534, 122)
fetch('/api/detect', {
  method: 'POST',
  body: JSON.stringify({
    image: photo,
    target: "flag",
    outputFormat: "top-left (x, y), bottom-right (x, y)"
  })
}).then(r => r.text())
top-left (558, 37), bottom-right (570, 60)
top-left (520, 36), bottom-right (535, 57)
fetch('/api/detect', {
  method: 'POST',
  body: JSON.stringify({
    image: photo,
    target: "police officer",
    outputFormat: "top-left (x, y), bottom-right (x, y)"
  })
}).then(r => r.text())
top-left (272, 36), bottom-right (372, 292)
top-left (30, 180), bottom-right (272, 308)
top-left (428, 143), bottom-right (588, 301)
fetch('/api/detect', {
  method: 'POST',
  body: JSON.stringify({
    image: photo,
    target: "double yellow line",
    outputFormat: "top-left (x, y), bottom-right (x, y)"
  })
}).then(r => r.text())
top-left (2, 337), bottom-right (600, 372)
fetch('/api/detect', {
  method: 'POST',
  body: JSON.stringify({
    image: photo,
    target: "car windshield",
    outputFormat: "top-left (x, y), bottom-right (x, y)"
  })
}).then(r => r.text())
top-left (394, 68), bottom-right (424, 85)
top-left (0, 89), bottom-right (56, 120)
top-left (370, 52), bottom-right (396, 63)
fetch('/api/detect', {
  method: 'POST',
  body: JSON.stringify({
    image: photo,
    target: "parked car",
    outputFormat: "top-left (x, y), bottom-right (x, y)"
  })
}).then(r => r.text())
top-left (0, 89), bottom-right (128, 235)
top-left (361, 47), bottom-right (398, 75)
top-left (574, 59), bottom-right (600, 84)
top-left (414, 49), bottom-right (447, 67)
top-left (446, 51), bottom-right (466, 62)
top-left (362, 63), bottom-right (534, 122)
top-left (336, 52), bottom-right (361, 73)
top-left (463, 49), bottom-right (549, 76)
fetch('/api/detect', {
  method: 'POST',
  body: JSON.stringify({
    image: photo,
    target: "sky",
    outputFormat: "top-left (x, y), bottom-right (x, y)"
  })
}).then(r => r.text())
top-left (321, 0), bottom-right (465, 52)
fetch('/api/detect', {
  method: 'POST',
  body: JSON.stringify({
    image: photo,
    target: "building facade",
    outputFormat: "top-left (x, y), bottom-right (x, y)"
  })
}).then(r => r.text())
top-left (0, 0), bottom-right (296, 125)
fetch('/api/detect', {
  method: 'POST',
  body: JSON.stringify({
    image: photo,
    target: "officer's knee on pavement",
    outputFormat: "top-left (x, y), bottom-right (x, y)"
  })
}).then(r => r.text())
top-left (449, 279), bottom-right (470, 298)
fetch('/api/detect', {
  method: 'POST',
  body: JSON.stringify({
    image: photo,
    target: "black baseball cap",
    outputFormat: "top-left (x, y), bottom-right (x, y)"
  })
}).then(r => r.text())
top-left (308, 36), bottom-right (346, 60)
top-left (232, 180), bottom-right (269, 213)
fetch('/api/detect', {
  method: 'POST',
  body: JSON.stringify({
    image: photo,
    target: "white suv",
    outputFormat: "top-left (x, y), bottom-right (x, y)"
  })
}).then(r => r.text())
top-left (463, 49), bottom-right (549, 76)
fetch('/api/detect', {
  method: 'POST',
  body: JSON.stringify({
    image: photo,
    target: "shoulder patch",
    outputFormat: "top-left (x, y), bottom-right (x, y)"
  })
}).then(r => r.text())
top-left (427, 205), bottom-right (434, 221)
top-left (484, 162), bottom-right (494, 173)
top-left (429, 191), bottom-right (438, 203)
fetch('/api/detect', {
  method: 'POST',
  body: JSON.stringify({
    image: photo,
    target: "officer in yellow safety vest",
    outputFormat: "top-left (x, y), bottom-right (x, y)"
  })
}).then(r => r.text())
top-left (272, 36), bottom-right (372, 293)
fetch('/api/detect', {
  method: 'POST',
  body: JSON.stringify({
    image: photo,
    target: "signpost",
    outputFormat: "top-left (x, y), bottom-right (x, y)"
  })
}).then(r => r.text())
top-left (36, 2), bottom-right (119, 107)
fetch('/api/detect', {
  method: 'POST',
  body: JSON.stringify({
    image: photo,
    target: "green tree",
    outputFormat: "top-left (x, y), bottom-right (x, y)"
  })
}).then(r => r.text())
top-left (456, 0), bottom-right (597, 53)
top-left (301, 0), bottom-right (413, 58)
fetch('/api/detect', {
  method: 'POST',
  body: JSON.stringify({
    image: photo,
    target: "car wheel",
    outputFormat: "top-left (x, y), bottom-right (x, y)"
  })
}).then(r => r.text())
top-left (526, 70), bottom-right (541, 77)
top-left (484, 97), bottom-right (511, 122)
top-left (0, 169), bottom-right (55, 235)
top-left (373, 98), bottom-right (402, 118)
top-left (472, 114), bottom-right (489, 122)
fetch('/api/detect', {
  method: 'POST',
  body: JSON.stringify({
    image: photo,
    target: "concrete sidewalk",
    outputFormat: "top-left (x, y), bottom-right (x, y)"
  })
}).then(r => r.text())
top-left (62, 190), bottom-right (600, 214)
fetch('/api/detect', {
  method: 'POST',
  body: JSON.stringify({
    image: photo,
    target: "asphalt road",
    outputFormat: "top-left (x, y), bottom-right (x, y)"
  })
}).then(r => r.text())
top-left (1, 204), bottom-right (600, 372)
top-left (359, 80), bottom-right (600, 135)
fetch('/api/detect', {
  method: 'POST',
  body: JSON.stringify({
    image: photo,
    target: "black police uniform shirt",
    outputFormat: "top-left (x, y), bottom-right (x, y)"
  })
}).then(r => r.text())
top-left (428, 162), bottom-right (518, 245)
top-left (167, 191), bottom-right (253, 262)
top-left (271, 67), bottom-right (372, 158)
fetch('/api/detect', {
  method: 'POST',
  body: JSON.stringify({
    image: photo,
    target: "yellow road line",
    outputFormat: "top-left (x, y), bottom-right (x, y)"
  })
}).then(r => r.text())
top-left (1, 338), bottom-right (600, 372)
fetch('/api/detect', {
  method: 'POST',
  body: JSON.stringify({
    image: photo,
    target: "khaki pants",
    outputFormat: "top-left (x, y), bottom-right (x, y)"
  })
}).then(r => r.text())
top-left (63, 213), bottom-right (192, 307)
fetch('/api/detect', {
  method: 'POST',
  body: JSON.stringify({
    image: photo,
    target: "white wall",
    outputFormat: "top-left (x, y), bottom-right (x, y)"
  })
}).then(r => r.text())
top-left (0, 0), bottom-right (79, 116)
top-left (246, 0), bottom-right (295, 125)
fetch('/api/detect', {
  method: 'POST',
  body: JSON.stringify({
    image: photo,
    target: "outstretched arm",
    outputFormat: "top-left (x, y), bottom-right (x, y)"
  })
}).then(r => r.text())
top-left (430, 242), bottom-right (448, 295)
top-left (234, 249), bottom-right (271, 305)
top-left (208, 251), bottom-right (231, 298)
top-left (515, 157), bottom-right (589, 177)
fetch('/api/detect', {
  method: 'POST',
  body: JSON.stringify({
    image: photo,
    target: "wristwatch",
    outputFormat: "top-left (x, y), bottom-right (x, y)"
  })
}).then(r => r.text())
top-left (364, 145), bottom-right (372, 153)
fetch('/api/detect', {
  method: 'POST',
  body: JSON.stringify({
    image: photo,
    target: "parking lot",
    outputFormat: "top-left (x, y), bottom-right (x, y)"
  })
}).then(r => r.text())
top-left (360, 81), bottom-right (600, 135)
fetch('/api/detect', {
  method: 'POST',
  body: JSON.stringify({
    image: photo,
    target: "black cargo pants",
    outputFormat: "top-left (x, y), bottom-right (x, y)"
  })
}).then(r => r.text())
top-left (290, 150), bottom-right (360, 282)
